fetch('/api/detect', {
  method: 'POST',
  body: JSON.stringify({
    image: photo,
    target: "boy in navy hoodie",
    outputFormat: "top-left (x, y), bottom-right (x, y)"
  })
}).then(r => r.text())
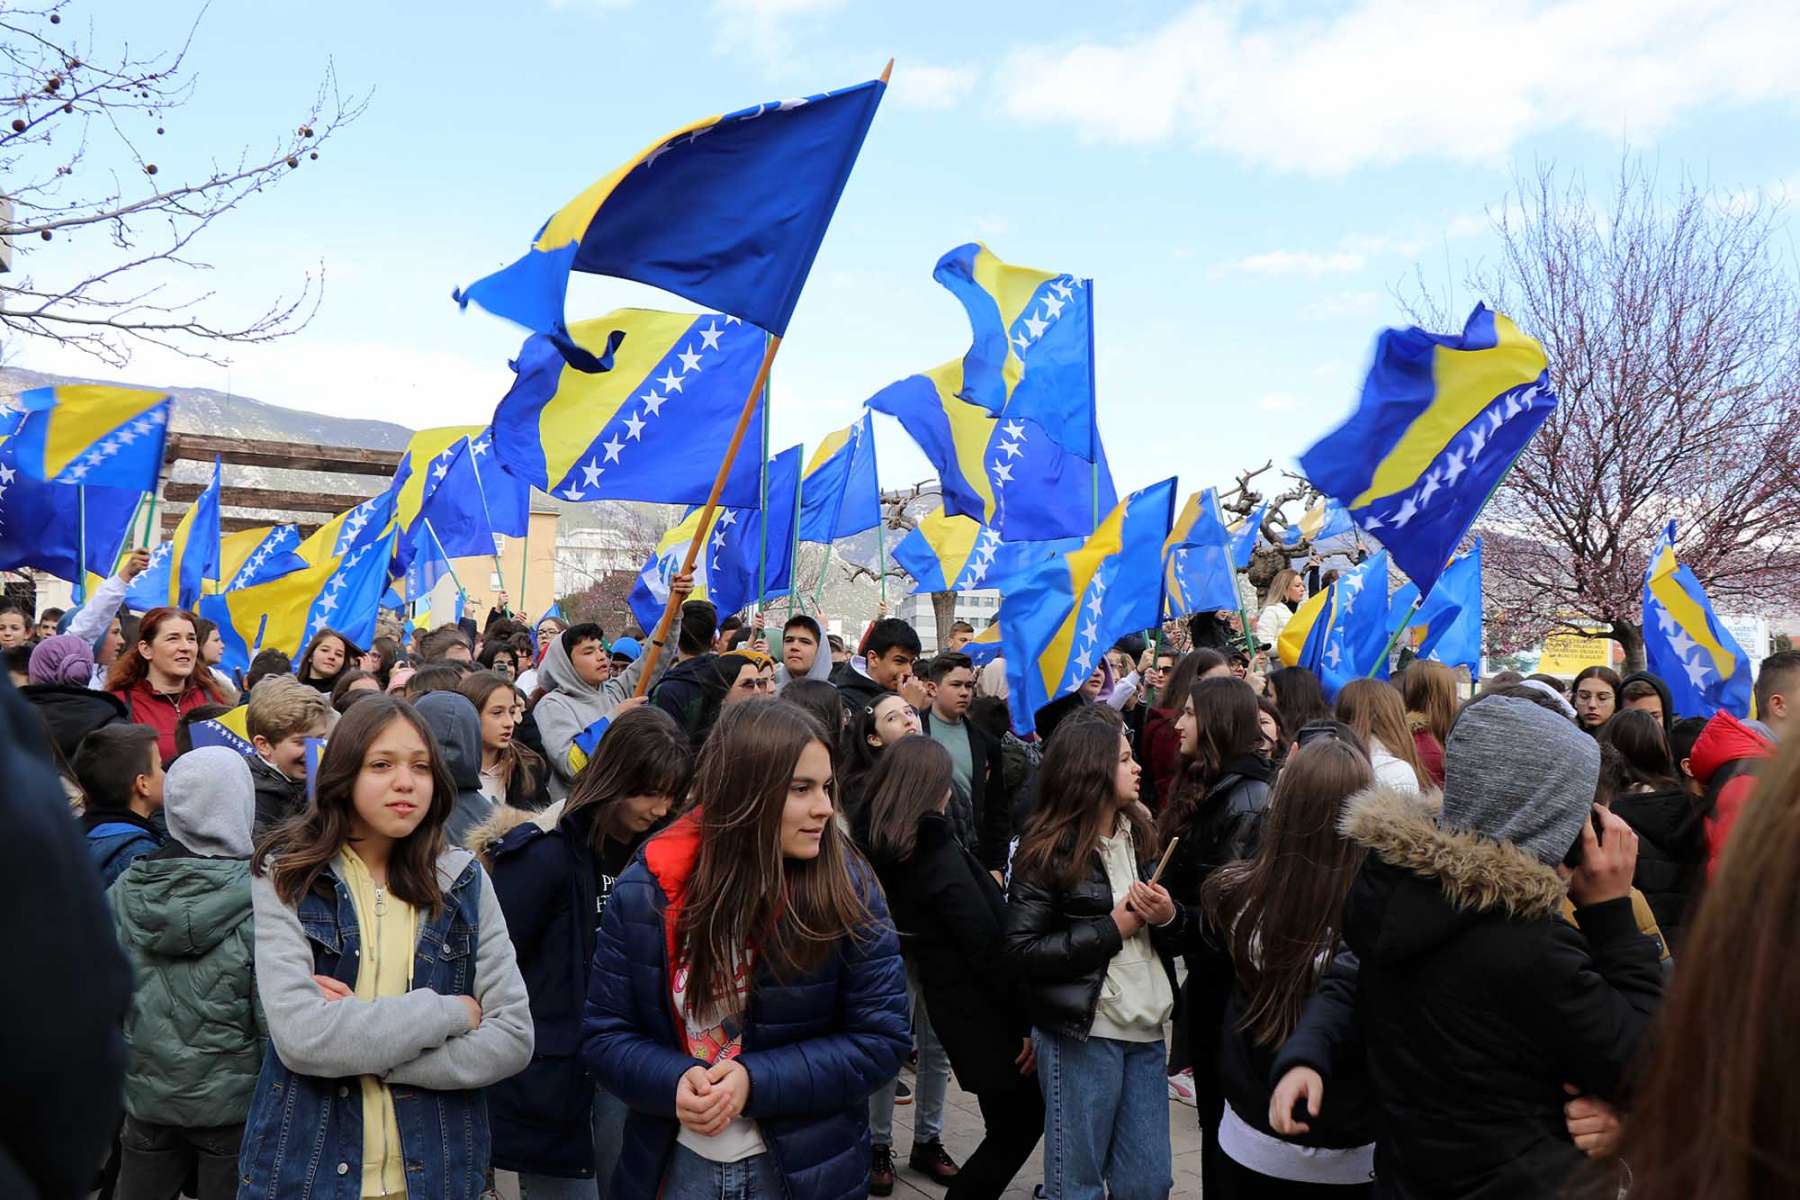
top-left (73, 724), bottom-right (165, 888)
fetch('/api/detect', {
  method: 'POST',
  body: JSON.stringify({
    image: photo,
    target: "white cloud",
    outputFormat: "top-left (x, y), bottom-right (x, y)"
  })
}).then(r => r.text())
top-left (998, 0), bottom-right (1800, 174)
top-left (712, 0), bottom-right (845, 58)
top-left (1221, 249), bottom-right (1365, 276)
top-left (888, 62), bottom-right (980, 111)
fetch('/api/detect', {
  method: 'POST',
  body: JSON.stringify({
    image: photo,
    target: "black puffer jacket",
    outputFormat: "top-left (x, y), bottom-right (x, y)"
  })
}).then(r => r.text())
top-left (1243, 948), bottom-right (1373, 1151)
top-left (871, 812), bottom-right (1029, 1093)
top-left (21, 683), bottom-right (127, 763)
top-left (1325, 786), bottom-right (1663, 1200)
top-left (1610, 786), bottom-right (1705, 948)
top-left (1004, 834), bottom-right (1181, 1040)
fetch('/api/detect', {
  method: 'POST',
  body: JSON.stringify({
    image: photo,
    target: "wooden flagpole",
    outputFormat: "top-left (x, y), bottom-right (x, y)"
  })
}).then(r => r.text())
top-left (635, 335), bottom-right (784, 696)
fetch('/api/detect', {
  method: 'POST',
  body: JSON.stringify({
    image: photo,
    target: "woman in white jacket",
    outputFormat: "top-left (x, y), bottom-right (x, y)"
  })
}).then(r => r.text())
top-left (1255, 569), bottom-right (1307, 653)
top-left (1334, 679), bottom-right (1434, 794)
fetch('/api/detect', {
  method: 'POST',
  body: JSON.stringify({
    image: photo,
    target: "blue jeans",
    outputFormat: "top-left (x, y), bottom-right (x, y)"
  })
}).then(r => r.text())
top-left (518, 1084), bottom-right (630, 1200)
top-left (1034, 1029), bottom-right (1173, 1200)
top-left (868, 961), bottom-right (949, 1146)
top-left (660, 1143), bottom-right (784, 1199)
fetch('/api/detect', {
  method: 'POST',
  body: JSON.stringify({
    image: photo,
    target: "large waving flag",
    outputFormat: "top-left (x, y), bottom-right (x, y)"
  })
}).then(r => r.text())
top-left (626, 448), bottom-right (802, 632)
top-left (998, 478), bottom-right (1176, 732)
top-left (492, 311), bottom-right (769, 508)
top-left (405, 519), bottom-right (455, 603)
top-left (168, 457), bottom-right (222, 609)
top-left (1228, 502), bottom-right (1267, 570)
top-left (220, 524), bottom-right (307, 592)
top-left (1278, 550), bottom-right (1393, 699)
top-left (1301, 305), bottom-right (1556, 596)
top-left (11, 385), bottom-right (171, 490)
top-left (455, 76), bottom-right (886, 344)
top-left (1164, 489), bottom-right (1242, 620)
top-left (412, 436), bottom-right (499, 563)
top-left (0, 436), bottom-right (139, 581)
top-left (891, 505), bottom-right (1077, 594)
top-left (201, 528), bottom-right (398, 676)
top-left (297, 490), bottom-right (397, 568)
top-left (1387, 539), bottom-right (1483, 672)
top-left (797, 412), bottom-right (880, 543)
top-left (1642, 523), bottom-right (1751, 718)
top-left (868, 358), bottom-right (1115, 542)
top-left (467, 427), bottom-right (531, 537)
top-left (933, 243), bottom-right (1098, 459)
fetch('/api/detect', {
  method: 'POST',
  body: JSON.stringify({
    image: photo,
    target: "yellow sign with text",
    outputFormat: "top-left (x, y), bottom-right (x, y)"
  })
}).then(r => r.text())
top-left (1536, 629), bottom-right (1617, 676)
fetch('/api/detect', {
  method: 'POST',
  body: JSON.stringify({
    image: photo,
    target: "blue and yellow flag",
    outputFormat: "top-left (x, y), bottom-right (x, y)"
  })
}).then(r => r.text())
top-left (933, 243), bottom-right (1097, 460)
top-left (1164, 489), bottom-right (1242, 620)
top-left (492, 310), bottom-right (769, 509)
top-left (201, 527), bottom-right (397, 676)
top-left (1643, 523), bottom-right (1751, 718)
top-left (1228, 502), bottom-right (1267, 570)
top-left (963, 621), bottom-right (1003, 666)
top-left (567, 715), bottom-right (612, 776)
top-left (1278, 550), bottom-right (1392, 700)
top-left (797, 412), bottom-right (880, 544)
top-left (455, 77), bottom-right (885, 342)
top-left (998, 478), bottom-right (1176, 732)
top-left (1280, 498), bottom-right (1355, 548)
top-left (0, 435), bottom-right (139, 581)
top-left (187, 705), bottom-right (256, 759)
top-left (405, 519), bottom-right (454, 604)
top-left (890, 505), bottom-right (1076, 594)
top-left (867, 358), bottom-right (1115, 542)
top-left (626, 448), bottom-right (801, 631)
top-left (220, 524), bottom-right (307, 592)
top-left (467, 427), bottom-right (531, 538)
top-left (168, 457), bottom-right (222, 610)
top-left (11, 384), bottom-right (171, 490)
top-left (1387, 539), bottom-right (1483, 672)
top-left (297, 490), bottom-right (397, 568)
top-left (1300, 305), bottom-right (1555, 596)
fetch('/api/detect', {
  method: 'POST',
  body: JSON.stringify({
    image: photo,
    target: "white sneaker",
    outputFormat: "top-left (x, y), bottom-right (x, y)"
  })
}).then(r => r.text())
top-left (1167, 1068), bottom-right (1197, 1107)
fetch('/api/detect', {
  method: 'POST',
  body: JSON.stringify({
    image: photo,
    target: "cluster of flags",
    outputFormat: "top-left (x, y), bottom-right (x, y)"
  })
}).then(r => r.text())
top-left (0, 68), bottom-right (1762, 734)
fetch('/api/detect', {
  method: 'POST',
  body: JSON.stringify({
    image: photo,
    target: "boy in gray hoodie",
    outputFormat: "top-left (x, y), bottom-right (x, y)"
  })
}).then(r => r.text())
top-left (534, 623), bottom-right (654, 798)
top-left (110, 747), bottom-right (264, 1200)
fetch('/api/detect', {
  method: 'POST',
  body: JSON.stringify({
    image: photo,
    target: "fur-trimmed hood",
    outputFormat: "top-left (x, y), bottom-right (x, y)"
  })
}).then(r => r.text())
top-left (1341, 784), bottom-right (1569, 966)
top-left (466, 799), bottom-right (566, 866)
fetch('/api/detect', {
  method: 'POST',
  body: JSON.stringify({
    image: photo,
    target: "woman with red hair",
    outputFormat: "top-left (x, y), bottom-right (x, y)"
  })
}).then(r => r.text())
top-left (107, 607), bottom-right (227, 764)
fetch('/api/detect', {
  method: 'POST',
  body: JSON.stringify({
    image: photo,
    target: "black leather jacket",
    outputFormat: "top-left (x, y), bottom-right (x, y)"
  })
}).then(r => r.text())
top-left (1005, 847), bottom-right (1182, 1039)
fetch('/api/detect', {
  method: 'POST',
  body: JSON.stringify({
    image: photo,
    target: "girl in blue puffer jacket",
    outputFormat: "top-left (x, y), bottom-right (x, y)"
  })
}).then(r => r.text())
top-left (581, 701), bottom-right (911, 1200)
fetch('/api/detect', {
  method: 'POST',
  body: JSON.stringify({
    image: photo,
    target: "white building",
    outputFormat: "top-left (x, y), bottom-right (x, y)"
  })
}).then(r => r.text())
top-left (902, 589), bottom-right (1001, 653)
top-left (553, 526), bottom-right (641, 598)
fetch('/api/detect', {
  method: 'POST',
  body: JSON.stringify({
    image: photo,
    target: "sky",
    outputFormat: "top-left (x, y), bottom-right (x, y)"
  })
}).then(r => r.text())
top-left (12, 0), bottom-right (1800, 509)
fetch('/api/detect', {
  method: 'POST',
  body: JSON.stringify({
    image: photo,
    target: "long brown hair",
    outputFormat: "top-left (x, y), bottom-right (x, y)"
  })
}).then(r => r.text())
top-left (1335, 679), bottom-right (1431, 790)
top-left (1014, 709), bottom-right (1156, 890)
top-left (456, 670), bottom-right (548, 800)
top-left (1201, 739), bottom-right (1372, 1046)
top-left (105, 606), bottom-right (224, 699)
top-left (1402, 659), bottom-right (1459, 747)
top-left (1158, 676), bottom-right (1265, 844)
top-left (864, 736), bottom-right (953, 865)
top-left (1589, 733), bottom-right (1800, 1197)
top-left (1156, 649), bottom-right (1223, 716)
top-left (675, 702), bottom-right (873, 1017)
top-left (254, 695), bottom-right (457, 916)
top-left (296, 627), bottom-right (361, 688)
top-left (563, 704), bottom-right (692, 850)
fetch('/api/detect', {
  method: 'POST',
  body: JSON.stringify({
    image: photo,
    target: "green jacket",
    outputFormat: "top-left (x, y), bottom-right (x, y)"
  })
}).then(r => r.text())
top-left (110, 846), bottom-right (265, 1128)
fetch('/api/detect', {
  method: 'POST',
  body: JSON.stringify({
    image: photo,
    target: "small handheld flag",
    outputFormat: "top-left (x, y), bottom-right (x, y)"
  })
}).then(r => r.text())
top-left (797, 412), bottom-right (880, 544)
top-left (1642, 524), bottom-right (1751, 718)
top-left (1163, 489), bottom-right (1243, 620)
top-left (1386, 540), bottom-right (1484, 673)
top-left (1278, 551), bottom-right (1393, 700)
top-left (187, 706), bottom-right (257, 759)
top-left (567, 715), bottom-right (613, 775)
top-left (169, 457), bottom-right (223, 610)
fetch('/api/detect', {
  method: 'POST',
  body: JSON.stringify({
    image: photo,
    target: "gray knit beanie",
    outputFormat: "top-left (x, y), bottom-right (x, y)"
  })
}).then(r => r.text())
top-left (1441, 694), bottom-right (1598, 866)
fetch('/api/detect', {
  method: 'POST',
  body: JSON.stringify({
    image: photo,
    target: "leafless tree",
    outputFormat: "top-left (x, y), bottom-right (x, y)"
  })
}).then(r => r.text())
top-left (0, 2), bottom-right (366, 366)
top-left (1409, 158), bottom-right (1800, 668)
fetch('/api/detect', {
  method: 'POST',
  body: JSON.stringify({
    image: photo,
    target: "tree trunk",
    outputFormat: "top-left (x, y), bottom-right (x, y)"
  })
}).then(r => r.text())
top-left (1611, 618), bottom-right (1646, 675)
top-left (931, 591), bottom-right (958, 650)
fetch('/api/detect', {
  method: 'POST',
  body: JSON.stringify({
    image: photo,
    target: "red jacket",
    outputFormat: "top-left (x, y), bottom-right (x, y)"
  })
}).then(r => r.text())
top-left (1409, 720), bottom-right (1446, 788)
top-left (1140, 706), bottom-right (1184, 811)
top-left (1688, 709), bottom-right (1773, 879)
top-left (111, 678), bottom-right (221, 765)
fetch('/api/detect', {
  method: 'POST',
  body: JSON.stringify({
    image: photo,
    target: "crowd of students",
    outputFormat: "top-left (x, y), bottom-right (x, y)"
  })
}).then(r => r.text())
top-left (5, 553), bottom-right (1800, 1200)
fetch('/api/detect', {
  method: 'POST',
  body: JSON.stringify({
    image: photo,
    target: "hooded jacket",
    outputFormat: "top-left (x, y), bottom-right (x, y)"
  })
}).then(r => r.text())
top-left (581, 812), bottom-right (910, 1200)
top-left (535, 633), bottom-right (651, 794)
top-left (21, 682), bottom-right (127, 763)
top-left (1617, 671), bottom-right (1675, 734)
top-left (249, 753), bottom-right (309, 836)
top-left (416, 692), bottom-right (496, 847)
top-left (773, 615), bottom-right (834, 691)
top-left (1309, 783), bottom-right (1664, 1200)
top-left (110, 748), bottom-right (264, 1128)
top-left (829, 654), bottom-right (887, 712)
top-left (647, 652), bottom-right (726, 747)
top-left (84, 808), bottom-right (164, 889)
top-left (1609, 783), bottom-right (1705, 947)
top-left (1689, 708), bottom-right (1774, 879)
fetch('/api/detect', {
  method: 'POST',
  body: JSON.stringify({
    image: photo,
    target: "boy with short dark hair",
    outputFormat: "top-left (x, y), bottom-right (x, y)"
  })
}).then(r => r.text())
top-left (73, 724), bottom-right (166, 887)
top-left (537, 618), bottom-right (659, 796)
top-left (832, 617), bottom-right (923, 709)
top-left (246, 676), bottom-right (329, 833)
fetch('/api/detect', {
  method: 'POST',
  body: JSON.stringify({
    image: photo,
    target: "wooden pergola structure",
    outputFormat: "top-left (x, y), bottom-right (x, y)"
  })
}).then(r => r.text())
top-left (156, 433), bottom-right (401, 536)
